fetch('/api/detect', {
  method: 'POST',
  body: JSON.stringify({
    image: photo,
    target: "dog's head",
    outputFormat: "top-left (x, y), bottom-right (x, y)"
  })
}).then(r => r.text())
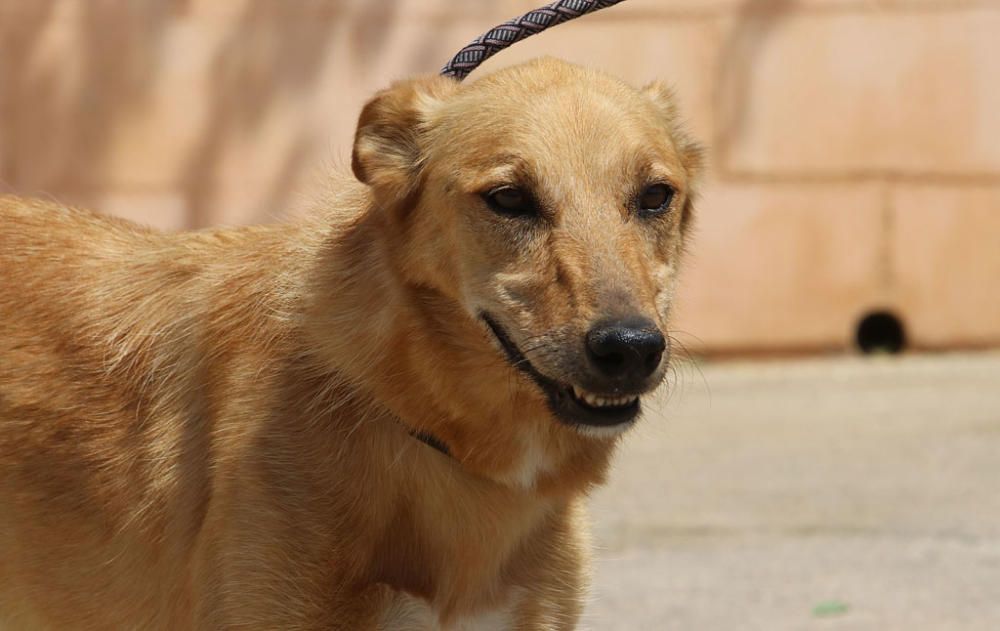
top-left (351, 58), bottom-right (702, 487)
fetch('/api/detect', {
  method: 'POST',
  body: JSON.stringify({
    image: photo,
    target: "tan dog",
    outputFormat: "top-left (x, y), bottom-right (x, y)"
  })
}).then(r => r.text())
top-left (0, 58), bottom-right (702, 629)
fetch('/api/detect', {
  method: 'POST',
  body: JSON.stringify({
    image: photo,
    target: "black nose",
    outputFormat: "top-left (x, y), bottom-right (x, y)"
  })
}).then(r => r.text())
top-left (585, 318), bottom-right (666, 387)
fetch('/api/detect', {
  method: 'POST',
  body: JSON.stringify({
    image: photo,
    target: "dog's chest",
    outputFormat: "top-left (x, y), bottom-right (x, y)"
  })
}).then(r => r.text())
top-left (379, 589), bottom-right (522, 630)
top-left (495, 426), bottom-right (557, 490)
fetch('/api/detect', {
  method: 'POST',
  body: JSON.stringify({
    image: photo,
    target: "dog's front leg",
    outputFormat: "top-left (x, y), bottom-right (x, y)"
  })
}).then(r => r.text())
top-left (505, 503), bottom-right (591, 630)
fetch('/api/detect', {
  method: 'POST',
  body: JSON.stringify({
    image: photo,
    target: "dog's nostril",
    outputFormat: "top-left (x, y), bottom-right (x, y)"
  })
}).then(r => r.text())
top-left (585, 318), bottom-right (666, 384)
top-left (644, 349), bottom-right (663, 372)
top-left (589, 346), bottom-right (626, 371)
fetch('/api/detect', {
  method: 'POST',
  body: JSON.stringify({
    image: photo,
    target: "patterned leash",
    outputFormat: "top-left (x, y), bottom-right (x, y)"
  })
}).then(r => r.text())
top-left (440, 0), bottom-right (628, 81)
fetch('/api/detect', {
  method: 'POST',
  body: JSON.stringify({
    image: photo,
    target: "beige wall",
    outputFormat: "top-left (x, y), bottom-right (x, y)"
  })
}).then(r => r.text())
top-left (2, 0), bottom-right (998, 354)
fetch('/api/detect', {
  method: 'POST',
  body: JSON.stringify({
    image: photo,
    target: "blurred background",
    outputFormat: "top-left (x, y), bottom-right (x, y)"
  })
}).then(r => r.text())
top-left (2, 0), bottom-right (998, 628)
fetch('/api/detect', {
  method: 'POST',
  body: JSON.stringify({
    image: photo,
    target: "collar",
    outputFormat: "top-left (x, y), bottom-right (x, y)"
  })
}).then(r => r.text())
top-left (408, 430), bottom-right (452, 458)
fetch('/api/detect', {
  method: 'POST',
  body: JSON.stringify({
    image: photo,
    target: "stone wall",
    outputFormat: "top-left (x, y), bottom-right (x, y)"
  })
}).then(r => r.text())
top-left (2, 0), bottom-right (998, 354)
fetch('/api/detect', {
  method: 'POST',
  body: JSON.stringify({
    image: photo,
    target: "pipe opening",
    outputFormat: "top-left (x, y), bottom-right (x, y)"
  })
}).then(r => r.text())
top-left (855, 310), bottom-right (906, 355)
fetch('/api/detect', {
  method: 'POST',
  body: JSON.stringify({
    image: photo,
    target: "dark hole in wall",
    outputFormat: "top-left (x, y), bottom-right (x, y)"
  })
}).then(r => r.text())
top-left (855, 310), bottom-right (906, 355)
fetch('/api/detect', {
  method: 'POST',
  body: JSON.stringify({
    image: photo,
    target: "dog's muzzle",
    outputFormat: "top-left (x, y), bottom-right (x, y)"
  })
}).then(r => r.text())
top-left (481, 313), bottom-right (665, 431)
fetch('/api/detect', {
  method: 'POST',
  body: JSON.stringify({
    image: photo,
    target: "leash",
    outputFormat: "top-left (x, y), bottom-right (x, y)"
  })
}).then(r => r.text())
top-left (411, 0), bottom-right (629, 459)
top-left (440, 0), bottom-right (629, 81)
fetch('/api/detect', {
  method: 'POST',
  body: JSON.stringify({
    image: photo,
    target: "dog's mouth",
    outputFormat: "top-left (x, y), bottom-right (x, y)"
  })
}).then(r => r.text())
top-left (481, 314), bottom-right (642, 432)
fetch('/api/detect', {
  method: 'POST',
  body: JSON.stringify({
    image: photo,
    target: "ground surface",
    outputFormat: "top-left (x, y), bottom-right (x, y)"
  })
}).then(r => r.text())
top-left (583, 352), bottom-right (1000, 631)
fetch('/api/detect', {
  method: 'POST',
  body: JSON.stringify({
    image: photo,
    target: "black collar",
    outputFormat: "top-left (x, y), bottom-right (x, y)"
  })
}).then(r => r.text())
top-left (408, 430), bottom-right (451, 457)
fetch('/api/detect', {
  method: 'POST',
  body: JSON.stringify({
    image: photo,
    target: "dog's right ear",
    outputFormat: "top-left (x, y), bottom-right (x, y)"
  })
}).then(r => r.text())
top-left (352, 75), bottom-right (459, 200)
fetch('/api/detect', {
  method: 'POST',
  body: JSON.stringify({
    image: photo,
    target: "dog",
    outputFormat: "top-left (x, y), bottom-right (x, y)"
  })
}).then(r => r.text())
top-left (0, 57), bottom-right (702, 629)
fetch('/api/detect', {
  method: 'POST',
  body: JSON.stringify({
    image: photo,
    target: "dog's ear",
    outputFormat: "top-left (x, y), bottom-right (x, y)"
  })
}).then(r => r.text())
top-left (640, 81), bottom-right (704, 181)
top-left (352, 75), bottom-right (459, 199)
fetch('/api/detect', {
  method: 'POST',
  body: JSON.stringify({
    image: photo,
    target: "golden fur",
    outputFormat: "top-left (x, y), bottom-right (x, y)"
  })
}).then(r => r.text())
top-left (0, 58), bottom-right (702, 629)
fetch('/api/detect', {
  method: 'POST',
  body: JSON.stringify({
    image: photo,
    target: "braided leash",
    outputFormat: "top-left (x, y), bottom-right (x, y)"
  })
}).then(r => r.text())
top-left (440, 0), bottom-right (628, 80)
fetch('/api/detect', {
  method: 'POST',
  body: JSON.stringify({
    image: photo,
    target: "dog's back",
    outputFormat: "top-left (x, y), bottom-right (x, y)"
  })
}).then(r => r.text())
top-left (0, 196), bottom-right (307, 627)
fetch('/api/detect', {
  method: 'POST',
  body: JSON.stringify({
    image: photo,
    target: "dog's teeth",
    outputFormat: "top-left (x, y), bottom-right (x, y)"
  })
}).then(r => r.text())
top-left (572, 387), bottom-right (640, 409)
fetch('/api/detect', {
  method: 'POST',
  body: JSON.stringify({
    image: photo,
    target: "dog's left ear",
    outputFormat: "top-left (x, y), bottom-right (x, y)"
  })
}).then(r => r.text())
top-left (352, 75), bottom-right (460, 200)
top-left (641, 81), bottom-right (704, 181)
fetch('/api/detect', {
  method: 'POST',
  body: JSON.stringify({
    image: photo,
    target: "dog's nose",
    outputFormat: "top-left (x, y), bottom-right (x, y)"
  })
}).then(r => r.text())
top-left (585, 318), bottom-right (666, 387)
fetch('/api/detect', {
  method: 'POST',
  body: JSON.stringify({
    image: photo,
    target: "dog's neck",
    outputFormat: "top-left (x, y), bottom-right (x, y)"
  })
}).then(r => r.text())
top-left (302, 198), bottom-right (616, 497)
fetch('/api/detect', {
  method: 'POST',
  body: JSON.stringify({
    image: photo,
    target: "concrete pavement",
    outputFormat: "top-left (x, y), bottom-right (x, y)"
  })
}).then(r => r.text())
top-left (583, 353), bottom-right (1000, 630)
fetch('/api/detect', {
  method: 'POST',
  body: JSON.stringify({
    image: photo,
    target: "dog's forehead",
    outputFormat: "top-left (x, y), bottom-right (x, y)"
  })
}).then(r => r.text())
top-left (436, 62), bottom-right (685, 186)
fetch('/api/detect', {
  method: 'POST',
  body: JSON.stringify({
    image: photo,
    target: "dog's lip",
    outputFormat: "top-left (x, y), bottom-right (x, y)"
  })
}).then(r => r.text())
top-left (480, 313), bottom-right (643, 429)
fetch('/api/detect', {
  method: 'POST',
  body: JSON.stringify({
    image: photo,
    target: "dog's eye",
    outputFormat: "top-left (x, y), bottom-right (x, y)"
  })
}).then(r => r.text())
top-left (484, 187), bottom-right (536, 217)
top-left (638, 184), bottom-right (675, 215)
